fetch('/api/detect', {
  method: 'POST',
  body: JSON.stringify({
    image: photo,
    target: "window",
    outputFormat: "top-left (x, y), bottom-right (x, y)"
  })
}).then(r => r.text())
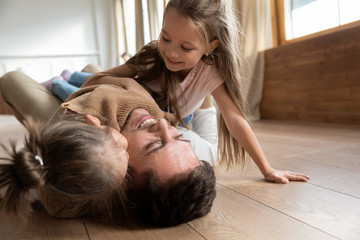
top-left (273, 0), bottom-right (360, 45)
top-left (142, 0), bottom-right (151, 47)
top-left (121, 0), bottom-right (136, 56)
top-left (115, 0), bottom-right (165, 64)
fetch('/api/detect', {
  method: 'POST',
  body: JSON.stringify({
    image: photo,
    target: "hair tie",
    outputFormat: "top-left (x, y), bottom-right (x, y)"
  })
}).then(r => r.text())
top-left (34, 155), bottom-right (44, 166)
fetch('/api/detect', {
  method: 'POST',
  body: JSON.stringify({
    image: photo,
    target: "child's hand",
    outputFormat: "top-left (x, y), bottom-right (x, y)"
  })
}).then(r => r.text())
top-left (264, 169), bottom-right (310, 183)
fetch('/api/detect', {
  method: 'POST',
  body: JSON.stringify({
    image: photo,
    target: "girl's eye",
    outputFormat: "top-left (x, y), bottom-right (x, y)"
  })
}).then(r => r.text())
top-left (162, 36), bottom-right (170, 42)
top-left (181, 46), bottom-right (191, 51)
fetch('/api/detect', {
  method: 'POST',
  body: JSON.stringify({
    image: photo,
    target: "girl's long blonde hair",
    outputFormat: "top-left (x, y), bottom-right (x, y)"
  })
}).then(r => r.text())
top-left (128, 0), bottom-right (249, 168)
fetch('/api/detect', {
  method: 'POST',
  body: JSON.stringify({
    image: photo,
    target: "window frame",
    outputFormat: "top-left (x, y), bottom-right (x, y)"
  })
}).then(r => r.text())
top-left (271, 0), bottom-right (360, 46)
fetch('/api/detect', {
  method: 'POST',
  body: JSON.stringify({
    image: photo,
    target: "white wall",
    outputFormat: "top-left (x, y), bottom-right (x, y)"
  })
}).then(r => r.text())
top-left (0, 0), bottom-right (116, 82)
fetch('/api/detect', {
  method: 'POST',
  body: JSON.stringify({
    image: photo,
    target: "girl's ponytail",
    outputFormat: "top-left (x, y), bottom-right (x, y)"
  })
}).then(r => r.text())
top-left (1, 115), bottom-right (128, 222)
top-left (0, 134), bottom-right (45, 219)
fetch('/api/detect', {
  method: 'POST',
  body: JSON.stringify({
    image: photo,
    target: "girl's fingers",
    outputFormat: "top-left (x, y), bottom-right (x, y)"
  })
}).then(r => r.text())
top-left (266, 170), bottom-right (310, 183)
top-left (280, 177), bottom-right (289, 184)
top-left (287, 172), bottom-right (310, 182)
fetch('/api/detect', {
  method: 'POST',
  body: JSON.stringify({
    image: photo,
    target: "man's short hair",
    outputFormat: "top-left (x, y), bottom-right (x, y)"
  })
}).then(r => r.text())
top-left (125, 161), bottom-right (216, 226)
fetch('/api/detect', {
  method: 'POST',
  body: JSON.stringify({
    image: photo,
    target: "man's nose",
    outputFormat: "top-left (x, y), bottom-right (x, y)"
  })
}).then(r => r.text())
top-left (156, 119), bottom-right (172, 142)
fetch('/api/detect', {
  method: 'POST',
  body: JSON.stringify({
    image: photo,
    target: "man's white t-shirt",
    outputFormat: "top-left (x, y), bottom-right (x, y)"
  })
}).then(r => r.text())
top-left (177, 106), bottom-right (218, 166)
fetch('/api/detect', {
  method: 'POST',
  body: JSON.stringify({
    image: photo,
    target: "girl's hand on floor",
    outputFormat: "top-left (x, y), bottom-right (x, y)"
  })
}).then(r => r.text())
top-left (265, 169), bottom-right (310, 183)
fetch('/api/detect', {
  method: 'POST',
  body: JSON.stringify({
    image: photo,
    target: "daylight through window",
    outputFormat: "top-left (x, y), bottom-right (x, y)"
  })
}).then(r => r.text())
top-left (283, 0), bottom-right (360, 40)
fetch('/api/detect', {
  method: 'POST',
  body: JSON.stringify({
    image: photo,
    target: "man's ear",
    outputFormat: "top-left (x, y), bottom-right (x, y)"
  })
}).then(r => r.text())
top-left (86, 114), bottom-right (101, 126)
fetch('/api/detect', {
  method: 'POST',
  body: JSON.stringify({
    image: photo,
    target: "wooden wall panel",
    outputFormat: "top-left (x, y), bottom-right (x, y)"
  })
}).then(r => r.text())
top-left (260, 24), bottom-right (360, 125)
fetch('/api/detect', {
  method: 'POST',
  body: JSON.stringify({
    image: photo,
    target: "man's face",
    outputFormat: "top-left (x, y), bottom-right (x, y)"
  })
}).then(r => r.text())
top-left (121, 109), bottom-right (199, 183)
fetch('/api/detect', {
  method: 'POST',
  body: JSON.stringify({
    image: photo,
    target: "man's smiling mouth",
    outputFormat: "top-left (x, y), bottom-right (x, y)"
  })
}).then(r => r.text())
top-left (138, 117), bottom-right (157, 129)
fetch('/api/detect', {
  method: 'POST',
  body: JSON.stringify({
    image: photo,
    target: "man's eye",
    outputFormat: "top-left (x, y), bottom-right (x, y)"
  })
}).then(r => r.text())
top-left (146, 140), bottom-right (161, 150)
top-left (174, 134), bottom-right (191, 143)
top-left (174, 134), bottom-right (183, 139)
top-left (174, 134), bottom-right (186, 140)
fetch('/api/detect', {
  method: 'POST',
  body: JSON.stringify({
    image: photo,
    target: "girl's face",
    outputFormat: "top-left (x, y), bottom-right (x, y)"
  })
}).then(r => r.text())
top-left (106, 126), bottom-right (128, 150)
top-left (159, 9), bottom-right (207, 77)
top-left (86, 115), bottom-right (128, 150)
top-left (85, 114), bottom-right (129, 182)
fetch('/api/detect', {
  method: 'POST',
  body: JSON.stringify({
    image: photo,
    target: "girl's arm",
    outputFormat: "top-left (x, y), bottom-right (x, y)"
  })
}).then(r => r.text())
top-left (212, 83), bottom-right (309, 183)
top-left (82, 64), bottom-right (153, 100)
top-left (83, 63), bottom-right (137, 87)
top-left (101, 63), bottom-right (137, 77)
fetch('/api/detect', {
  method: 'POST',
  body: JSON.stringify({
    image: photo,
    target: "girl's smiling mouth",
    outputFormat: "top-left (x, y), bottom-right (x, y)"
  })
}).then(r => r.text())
top-left (166, 56), bottom-right (181, 65)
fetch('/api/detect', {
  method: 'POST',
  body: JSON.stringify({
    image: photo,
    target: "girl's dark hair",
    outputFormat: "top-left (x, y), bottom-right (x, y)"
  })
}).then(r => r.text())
top-left (125, 160), bottom-right (216, 226)
top-left (0, 115), bottom-right (128, 221)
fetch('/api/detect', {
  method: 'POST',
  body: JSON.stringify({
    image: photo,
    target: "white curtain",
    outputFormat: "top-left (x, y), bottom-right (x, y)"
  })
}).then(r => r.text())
top-left (114, 0), bottom-right (126, 64)
top-left (135, 0), bottom-right (145, 51)
top-left (147, 0), bottom-right (161, 40)
top-left (114, 0), bottom-right (162, 64)
top-left (233, 0), bottom-right (274, 120)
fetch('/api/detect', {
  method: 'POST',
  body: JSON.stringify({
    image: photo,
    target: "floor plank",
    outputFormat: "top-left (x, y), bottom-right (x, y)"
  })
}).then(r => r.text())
top-left (85, 218), bottom-right (205, 240)
top-left (273, 155), bottom-right (360, 198)
top-left (251, 120), bottom-right (360, 199)
top-left (189, 184), bottom-right (337, 240)
top-left (216, 166), bottom-right (360, 240)
top-left (257, 131), bottom-right (360, 172)
top-left (249, 137), bottom-right (360, 197)
top-left (0, 206), bottom-right (89, 240)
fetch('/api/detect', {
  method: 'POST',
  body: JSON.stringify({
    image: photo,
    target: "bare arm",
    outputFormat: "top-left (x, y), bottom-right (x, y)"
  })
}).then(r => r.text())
top-left (212, 83), bottom-right (309, 183)
top-left (83, 63), bottom-right (137, 87)
top-left (81, 64), bottom-right (153, 101)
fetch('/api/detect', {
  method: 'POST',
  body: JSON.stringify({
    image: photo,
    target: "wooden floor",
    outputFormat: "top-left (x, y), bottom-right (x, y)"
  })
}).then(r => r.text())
top-left (0, 115), bottom-right (359, 240)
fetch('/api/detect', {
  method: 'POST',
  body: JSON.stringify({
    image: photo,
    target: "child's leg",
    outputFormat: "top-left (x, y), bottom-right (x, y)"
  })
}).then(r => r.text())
top-left (60, 69), bottom-right (72, 81)
top-left (41, 76), bottom-right (64, 91)
top-left (44, 64), bottom-right (101, 101)
top-left (51, 80), bottom-right (80, 101)
top-left (0, 71), bottom-right (62, 124)
top-left (68, 71), bottom-right (92, 87)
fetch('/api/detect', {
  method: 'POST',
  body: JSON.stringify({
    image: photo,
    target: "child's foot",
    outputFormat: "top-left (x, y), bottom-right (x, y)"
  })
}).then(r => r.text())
top-left (41, 76), bottom-right (64, 91)
top-left (60, 69), bottom-right (72, 81)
